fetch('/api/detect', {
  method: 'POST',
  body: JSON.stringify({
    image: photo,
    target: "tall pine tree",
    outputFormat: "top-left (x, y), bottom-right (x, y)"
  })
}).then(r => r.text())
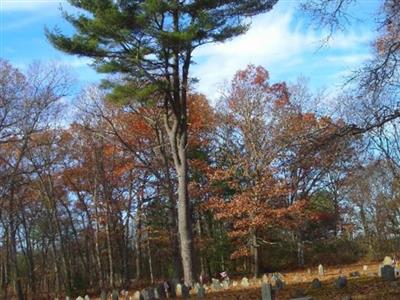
top-left (47, 0), bottom-right (278, 285)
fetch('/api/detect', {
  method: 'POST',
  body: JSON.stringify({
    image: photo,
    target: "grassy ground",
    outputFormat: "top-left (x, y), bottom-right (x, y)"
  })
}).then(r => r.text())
top-left (88, 262), bottom-right (400, 299)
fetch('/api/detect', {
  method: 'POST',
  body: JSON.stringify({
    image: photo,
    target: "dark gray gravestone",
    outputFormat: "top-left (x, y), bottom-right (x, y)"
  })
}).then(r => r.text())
top-left (275, 278), bottom-right (284, 290)
top-left (141, 289), bottom-right (151, 300)
top-left (100, 291), bottom-right (107, 300)
top-left (112, 290), bottom-right (119, 300)
top-left (165, 280), bottom-right (175, 298)
top-left (181, 284), bottom-right (190, 299)
top-left (336, 276), bottom-right (347, 289)
top-left (261, 282), bottom-right (273, 300)
top-left (156, 284), bottom-right (166, 299)
top-left (381, 265), bottom-right (395, 281)
top-left (197, 285), bottom-right (205, 298)
top-left (311, 278), bottom-right (321, 289)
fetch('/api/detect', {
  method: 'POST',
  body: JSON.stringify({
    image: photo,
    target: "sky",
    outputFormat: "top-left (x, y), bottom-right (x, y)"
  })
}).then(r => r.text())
top-left (0, 0), bottom-right (381, 103)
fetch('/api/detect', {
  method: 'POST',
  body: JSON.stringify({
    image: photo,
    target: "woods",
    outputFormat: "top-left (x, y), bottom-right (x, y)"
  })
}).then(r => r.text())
top-left (1, 0), bottom-right (400, 299)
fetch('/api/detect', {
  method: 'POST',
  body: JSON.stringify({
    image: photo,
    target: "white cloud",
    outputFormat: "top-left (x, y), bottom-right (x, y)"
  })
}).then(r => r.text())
top-left (192, 9), bottom-right (374, 102)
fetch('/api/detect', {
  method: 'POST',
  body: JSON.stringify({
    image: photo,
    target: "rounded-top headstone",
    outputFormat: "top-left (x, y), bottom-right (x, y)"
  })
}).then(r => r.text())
top-left (176, 283), bottom-right (182, 296)
top-left (363, 265), bottom-right (368, 271)
top-left (383, 256), bottom-right (393, 265)
top-left (76, 297), bottom-right (84, 300)
top-left (311, 278), bottom-right (321, 289)
top-left (262, 274), bottom-right (269, 283)
top-left (336, 276), bottom-right (347, 289)
top-left (318, 264), bottom-right (324, 276)
top-left (241, 277), bottom-right (249, 288)
top-left (232, 280), bottom-right (238, 287)
top-left (84, 296), bottom-right (90, 300)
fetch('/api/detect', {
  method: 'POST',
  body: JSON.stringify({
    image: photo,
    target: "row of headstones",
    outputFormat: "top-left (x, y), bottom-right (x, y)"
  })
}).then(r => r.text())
top-left (260, 275), bottom-right (347, 300)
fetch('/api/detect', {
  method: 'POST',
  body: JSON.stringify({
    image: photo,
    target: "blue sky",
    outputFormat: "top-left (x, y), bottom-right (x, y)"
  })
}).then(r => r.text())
top-left (1, 0), bottom-right (380, 102)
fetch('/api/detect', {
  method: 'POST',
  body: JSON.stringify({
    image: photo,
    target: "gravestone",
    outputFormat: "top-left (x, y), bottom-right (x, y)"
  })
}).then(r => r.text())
top-left (261, 282), bottom-right (272, 300)
top-left (241, 277), bottom-right (249, 288)
top-left (336, 276), bottom-right (347, 289)
top-left (307, 268), bottom-right (311, 275)
top-left (76, 297), bottom-right (84, 300)
top-left (112, 290), bottom-right (119, 300)
top-left (176, 283), bottom-right (182, 296)
top-left (66, 297), bottom-right (71, 300)
top-left (311, 278), bottom-right (321, 289)
top-left (140, 288), bottom-right (154, 300)
top-left (211, 278), bottom-right (221, 290)
top-left (197, 285), bottom-right (206, 298)
top-left (164, 281), bottom-right (175, 298)
top-left (222, 278), bottom-right (230, 289)
top-left (133, 291), bottom-right (143, 300)
top-left (262, 274), bottom-right (269, 283)
top-left (363, 265), bottom-right (368, 271)
top-left (84, 296), bottom-right (90, 300)
top-left (290, 297), bottom-right (313, 300)
top-left (383, 256), bottom-right (393, 265)
top-left (275, 278), bottom-right (284, 290)
top-left (318, 264), bottom-right (324, 276)
top-left (395, 268), bottom-right (400, 278)
top-left (232, 281), bottom-right (238, 287)
top-left (100, 291), bottom-right (107, 300)
top-left (381, 265), bottom-right (395, 281)
top-left (378, 263), bottom-right (383, 277)
top-left (181, 284), bottom-right (190, 299)
top-left (156, 284), bottom-right (166, 299)
top-left (342, 296), bottom-right (352, 300)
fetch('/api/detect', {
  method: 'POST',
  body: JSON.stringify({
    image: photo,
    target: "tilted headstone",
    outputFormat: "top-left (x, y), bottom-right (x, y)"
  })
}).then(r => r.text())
top-left (261, 282), bottom-right (273, 300)
top-left (176, 283), bottom-right (182, 296)
top-left (311, 278), bottom-right (321, 289)
top-left (133, 291), bottom-right (143, 300)
top-left (211, 278), bottom-right (221, 291)
top-left (318, 264), bottom-right (324, 276)
top-left (197, 285), bottom-right (206, 298)
top-left (112, 290), bottom-right (119, 300)
top-left (381, 265), bottom-right (395, 281)
top-left (241, 277), bottom-right (249, 288)
top-left (383, 256), bottom-right (393, 265)
top-left (336, 276), bottom-right (347, 289)
top-left (181, 284), bottom-right (190, 299)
